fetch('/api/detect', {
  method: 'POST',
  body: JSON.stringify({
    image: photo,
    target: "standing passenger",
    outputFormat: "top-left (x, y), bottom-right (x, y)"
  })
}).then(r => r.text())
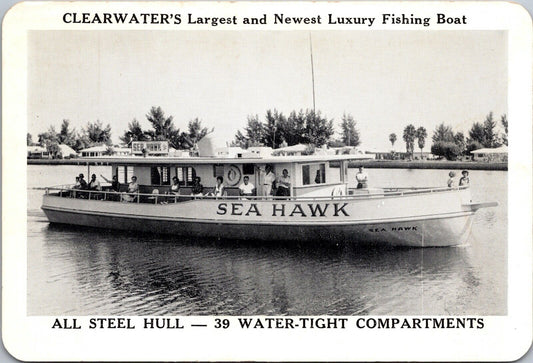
top-left (459, 170), bottom-right (470, 186)
top-left (447, 171), bottom-right (456, 187)
top-left (263, 165), bottom-right (276, 197)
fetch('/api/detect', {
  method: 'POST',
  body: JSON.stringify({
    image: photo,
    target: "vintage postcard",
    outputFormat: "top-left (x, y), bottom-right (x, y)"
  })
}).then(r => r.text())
top-left (3, 1), bottom-right (532, 361)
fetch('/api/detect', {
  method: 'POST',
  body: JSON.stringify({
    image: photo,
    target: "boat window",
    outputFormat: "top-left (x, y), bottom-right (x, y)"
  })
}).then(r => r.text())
top-left (117, 165), bottom-right (134, 184)
top-left (176, 166), bottom-right (196, 186)
top-left (302, 163), bottom-right (326, 185)
top-left (151, 167), bottom-right (170, 185)
top-left (213, 164), bottom-right (224, 178)
top-left (243, 163), bottom-right (255, 175)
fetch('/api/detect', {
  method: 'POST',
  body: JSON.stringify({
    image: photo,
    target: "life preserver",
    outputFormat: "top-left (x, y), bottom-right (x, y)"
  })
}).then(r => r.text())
top-left (227, 164), bottom-right (242, 186)
top-left (331, 186), bottom-right (344, 196)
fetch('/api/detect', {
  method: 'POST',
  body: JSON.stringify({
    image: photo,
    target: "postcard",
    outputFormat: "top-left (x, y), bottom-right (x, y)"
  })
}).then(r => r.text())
top-left (3, 1), bottom-right (532, 361)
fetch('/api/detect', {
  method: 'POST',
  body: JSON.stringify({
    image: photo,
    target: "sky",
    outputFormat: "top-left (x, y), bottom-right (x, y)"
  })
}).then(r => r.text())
top-left (28, 30), bottom-right (507, 151)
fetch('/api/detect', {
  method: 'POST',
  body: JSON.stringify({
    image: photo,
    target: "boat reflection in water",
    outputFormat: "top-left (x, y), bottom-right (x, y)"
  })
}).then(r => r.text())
top-left (30, 222), bottom-right (484, 316)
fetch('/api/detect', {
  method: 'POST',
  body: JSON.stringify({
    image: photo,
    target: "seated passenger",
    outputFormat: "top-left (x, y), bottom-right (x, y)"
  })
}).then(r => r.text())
top-left (355, 166), bottom-right (368, 189)
top-left (170, 177), bottom-right (180, 195)
top-left (71, 176), bottom-right (81, 197)
top-left (78, 173), bottom-right (88, 190)
top-left (100, 174), bottom-right (121, 192)
top-left (73, 176), bottom-right (81, 189)
top-left (209, 176), bottom-right (226, 197)
top-left (275, 169), bottom-right (291, 197)
top-left (239, 176), bottom-right (256, 198)
top-left (76, 173), bottom-right (89, 198)
top-left (88, 174), bottom-right (101, 191)
top-left (122, 176), bottom-right (139, 202)
top-left (191, 177), bottom-right (204, 196)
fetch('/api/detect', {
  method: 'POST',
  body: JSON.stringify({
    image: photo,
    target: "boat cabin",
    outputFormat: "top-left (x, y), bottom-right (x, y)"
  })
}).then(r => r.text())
top-left (98, 155), bottom-right (364, 198)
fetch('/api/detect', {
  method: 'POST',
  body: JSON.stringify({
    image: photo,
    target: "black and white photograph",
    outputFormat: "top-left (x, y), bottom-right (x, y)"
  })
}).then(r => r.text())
top-left (3, 1), bottom-right (532, 361)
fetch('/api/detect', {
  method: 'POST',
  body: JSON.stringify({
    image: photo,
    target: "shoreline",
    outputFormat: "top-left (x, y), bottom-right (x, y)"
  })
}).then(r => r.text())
top-left (27, 158), bottom-right (507, 171)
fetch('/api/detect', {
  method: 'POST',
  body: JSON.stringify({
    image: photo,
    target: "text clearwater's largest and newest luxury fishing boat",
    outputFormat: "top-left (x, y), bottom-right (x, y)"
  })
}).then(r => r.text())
top-left (40, 142), bottom-right (497, 247)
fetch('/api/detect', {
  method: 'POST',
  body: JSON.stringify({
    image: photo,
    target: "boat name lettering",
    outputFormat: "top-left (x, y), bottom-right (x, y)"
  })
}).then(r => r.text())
top-left (216, 202), bottom-right (349, 217)
top-left (368, 226), bottom-right (418, 232)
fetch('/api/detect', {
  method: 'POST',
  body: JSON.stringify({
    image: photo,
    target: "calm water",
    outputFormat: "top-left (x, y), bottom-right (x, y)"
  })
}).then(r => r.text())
top-left (27, 165), bottom-right (507, 315)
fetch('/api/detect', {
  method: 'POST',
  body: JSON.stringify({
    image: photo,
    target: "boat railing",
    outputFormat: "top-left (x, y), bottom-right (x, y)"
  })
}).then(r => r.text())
top-left (43, 185), bottom-right (470, 203)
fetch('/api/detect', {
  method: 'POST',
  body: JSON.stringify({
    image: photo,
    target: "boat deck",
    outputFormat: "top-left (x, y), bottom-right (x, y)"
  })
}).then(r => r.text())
top-left (42, 185), bottom-right (470, 204)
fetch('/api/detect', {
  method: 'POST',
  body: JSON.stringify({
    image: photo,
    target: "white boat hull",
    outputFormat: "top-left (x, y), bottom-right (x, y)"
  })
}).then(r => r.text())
top-left (42, 188), bottom-right (479, 247)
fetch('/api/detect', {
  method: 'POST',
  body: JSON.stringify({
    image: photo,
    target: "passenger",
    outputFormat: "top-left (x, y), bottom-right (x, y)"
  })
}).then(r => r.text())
top-left (239, 176), bottom-right (256, 198)
top-left (355, 166), bottom-right (368, 189)
top-left (122, 176), bottom-right (139, 202)
top-left (213, 176), bottom-right (226, 197)
top-left (73, 176), bottom-right (81, 189)
top-left (170, 177), bottom-right (180, 195)
top-left (100, 174), bottom-right (120, 192)
top-left (88, 174), bottom-right (101, 191)
top-left (447, 171), bottom-right (456, 187)
top-left (276, 169), bottom-right (291, 197)
top-left (459, 170), bottom-right (470, 186)
top-left (262, 165), bottom-right (276, 197)
top-left (71, 176), bottom-right (81, 198)
top-left (77, 173), bottom-right (88, 198)
top-left (315, 170), bottom-right (321, 184)
top-left (191, 176), bottom-right (204, 196)
top-left (78, 173), bottom-right (88, 190)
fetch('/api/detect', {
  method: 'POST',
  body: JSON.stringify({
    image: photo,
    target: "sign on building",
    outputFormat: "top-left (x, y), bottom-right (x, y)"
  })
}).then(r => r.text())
top-left (131, 141), bottom-right (169, 156)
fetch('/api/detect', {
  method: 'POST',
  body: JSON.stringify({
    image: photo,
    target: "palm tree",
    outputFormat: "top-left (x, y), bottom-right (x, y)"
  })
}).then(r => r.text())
top-left (389, 133), bottom-right (397, 150)
top-left (415, 126), bottom-right (427, 158)
top-left (402, 124), bottom-right (416, 159)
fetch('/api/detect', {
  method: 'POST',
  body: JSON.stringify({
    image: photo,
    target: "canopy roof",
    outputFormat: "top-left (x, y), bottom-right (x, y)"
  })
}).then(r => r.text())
top-left (80, 145), bottom-right (109, 152)
top-left (78, 154), bottom-right (370, 165)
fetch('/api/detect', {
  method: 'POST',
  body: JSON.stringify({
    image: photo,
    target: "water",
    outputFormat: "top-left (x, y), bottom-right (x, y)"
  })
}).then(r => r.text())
top-left (27, 165), bottom-right (507, 315)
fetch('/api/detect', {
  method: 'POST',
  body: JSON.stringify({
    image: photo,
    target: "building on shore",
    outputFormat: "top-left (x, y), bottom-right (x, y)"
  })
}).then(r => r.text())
top-left (80, 144), bottom-right (133, 157)
top-left (57, 144), bottom-right (78, 159)
top-left (27, 145), bottom-right (49, 159)
top-left (471, 145), bottom-right (508, 162)
top-left (79, 145), bottom-right (109, 157)
top-left (112, 147), bottom-right (131, 156)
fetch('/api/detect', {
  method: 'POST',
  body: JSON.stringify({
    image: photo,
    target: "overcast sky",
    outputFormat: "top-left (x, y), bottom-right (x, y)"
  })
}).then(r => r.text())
top-left (28, 30), bottom-right (507, 150)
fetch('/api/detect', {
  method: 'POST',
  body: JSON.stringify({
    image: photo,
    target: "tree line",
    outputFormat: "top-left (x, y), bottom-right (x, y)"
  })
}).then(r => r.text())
top-left (29, 106), bottom-right (507, 161)
top-left (390, 112), bottom-right (507, 160)
top-left (233, 109), bottom-right (360, 149)
top-left (28, 106), bottom-right (214, 158)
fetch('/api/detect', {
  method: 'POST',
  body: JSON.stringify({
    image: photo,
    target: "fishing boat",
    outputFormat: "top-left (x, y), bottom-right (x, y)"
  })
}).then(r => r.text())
top-left (40, 145), bottom-right (497, 247)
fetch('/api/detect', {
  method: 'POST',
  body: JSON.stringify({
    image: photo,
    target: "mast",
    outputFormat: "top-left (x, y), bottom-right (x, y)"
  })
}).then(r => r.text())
top-left (309, 33), bottom-right (316, 113)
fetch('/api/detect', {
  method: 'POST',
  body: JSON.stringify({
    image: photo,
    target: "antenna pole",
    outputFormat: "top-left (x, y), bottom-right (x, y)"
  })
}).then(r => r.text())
top-left (309, 33), bottom-right (316, 113)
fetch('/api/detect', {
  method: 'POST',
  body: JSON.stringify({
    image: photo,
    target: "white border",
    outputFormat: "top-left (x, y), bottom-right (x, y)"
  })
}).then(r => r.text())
top-left (3, 1), bottom-right (532, 361)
